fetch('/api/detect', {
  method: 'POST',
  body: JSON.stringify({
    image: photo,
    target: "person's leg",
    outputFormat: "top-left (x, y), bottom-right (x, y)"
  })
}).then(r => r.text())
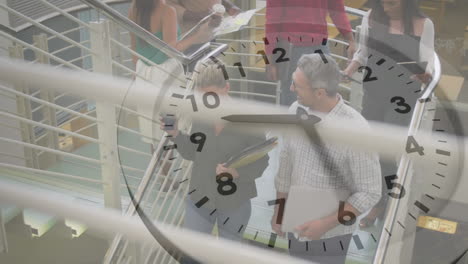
top-left (180, 199), bottom-right (216, 264)
top-left (216, 202), bottom-right (252, 242)
top-left (288, 233), bottom-right (352, 264)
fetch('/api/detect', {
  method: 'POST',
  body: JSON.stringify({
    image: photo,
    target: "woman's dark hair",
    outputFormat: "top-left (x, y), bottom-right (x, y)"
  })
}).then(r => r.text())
top-left (133, 0), bottom-right (159, 32)
top-left (369, 0), bottom-right (426, 35)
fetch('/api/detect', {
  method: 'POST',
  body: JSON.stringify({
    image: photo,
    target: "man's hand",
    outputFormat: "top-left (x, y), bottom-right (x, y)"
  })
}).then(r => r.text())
top-left (159, 117), bottom-right (179, 137)
top-left (411, 72), bottom-right (433, 84)
top-left (266, 64), bottom-right (278, 81)
top-left (216, 163), bottom-right (239, 179)
top-left (346, 41), bottom-right (356, 61)
top-left (294, 219), bottom-right (329, 240)
top-left (227, 6), bottom-right (241, 16)
top-left (271, 212), bottom-right (285, 237)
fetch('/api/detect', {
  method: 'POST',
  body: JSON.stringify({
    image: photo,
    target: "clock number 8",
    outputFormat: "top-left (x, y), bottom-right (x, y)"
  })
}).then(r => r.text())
top-left (216, 172), bottom-right (237, 196)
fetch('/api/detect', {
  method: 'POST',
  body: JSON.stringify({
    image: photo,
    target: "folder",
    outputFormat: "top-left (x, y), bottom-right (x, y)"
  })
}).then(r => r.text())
top-left (224, 137), bottom-right (278, 169)
top-left (281, 186), bottom-right (351, 241)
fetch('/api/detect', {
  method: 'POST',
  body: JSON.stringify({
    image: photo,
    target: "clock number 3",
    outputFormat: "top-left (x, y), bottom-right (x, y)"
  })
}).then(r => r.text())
top-left (391, 96), bottom-right (411, 114)
top-left (216, 172), bottom-right (237, 196)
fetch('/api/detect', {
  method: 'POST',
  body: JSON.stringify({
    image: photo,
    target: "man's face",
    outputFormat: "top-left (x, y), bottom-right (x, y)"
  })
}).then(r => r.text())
top-left (199, 84), bottom-right (230, 96)
top-left (290, 68), bottom-right (320, 108)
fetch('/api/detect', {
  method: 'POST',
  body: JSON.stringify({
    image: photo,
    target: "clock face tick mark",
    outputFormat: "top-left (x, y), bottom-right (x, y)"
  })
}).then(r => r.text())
top-left (426, 194), bottom-right (435, 200)
top-left (408, 213), bottom-right (417, 220)
top-left (209, 209), bottom-right (217, 216)
top-left (188, 188), bottom-right (196, 195)
top-left (384, 228), bottom-right (392, 236)
top-left (436, 149), bottom-right (451, 156)
top-left (195, 196), bottom-right (209, 208)
top-left (370, 233), bottom-right (377, 242)
top-left (415, 200), bottom-right (430, 213)
top-left (178, 178), bottom-right (188, 184)
top-left (353, 235), bottom-right (364, 250)
top-left (397, 221), bottom-right (406, 229)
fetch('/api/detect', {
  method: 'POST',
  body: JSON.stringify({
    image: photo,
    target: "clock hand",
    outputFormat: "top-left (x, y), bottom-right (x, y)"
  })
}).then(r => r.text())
top-left (222, 114), bottom-right (299, 124)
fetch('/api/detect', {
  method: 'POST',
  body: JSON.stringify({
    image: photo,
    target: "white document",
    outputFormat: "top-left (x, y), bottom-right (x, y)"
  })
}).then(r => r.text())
top-left (281, 186), bottom-right (351, 236)
top-left (214, 8), bottom-right (260, 36)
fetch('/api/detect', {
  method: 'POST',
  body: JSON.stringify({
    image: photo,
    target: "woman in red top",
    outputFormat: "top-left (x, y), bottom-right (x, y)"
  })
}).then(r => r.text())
top-left (265, 0), bottom-right (356, 106)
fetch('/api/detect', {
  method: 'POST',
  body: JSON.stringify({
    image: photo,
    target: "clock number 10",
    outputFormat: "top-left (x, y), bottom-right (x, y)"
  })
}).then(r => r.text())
top-left (186, 92), bottom-right (220, 112)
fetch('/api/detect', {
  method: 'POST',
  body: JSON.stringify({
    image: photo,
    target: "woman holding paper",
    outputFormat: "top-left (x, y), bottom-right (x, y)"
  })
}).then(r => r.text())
top-left (160, 60), bottom-right (269, 262)
top-left (342, 0), bottom-right (435, 228)
top-left (128, 0), bottom-right (213, 147)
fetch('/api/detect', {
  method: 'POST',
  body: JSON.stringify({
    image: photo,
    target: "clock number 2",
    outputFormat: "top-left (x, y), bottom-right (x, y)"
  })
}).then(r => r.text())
top-left (391, 96), bottom-right (411, 114)
top-left (358, 66), bottom-right (378, 82)
top-left (216, 172), bottom-right (237, 196)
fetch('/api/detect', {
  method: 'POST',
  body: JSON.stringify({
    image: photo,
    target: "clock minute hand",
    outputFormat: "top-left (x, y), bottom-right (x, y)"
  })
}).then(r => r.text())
top-left (221, 114), bottom-right (299, 124)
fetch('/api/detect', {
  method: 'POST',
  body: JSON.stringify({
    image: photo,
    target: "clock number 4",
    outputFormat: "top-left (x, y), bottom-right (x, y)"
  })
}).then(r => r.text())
top-left (406, 135), bottom-right (424, 156)
top-left (385, 174), bottom-right (406, 199)
top-left (391, 96), bottom-right (411, 114)
top-left (186, 92), bottom-right (220, 112)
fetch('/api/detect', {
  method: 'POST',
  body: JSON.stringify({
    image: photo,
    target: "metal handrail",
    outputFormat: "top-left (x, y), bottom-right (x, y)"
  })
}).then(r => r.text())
top-left (373, 51), bottom-right (442, 264)
top-left (78, 0), bottom-right (227, 65)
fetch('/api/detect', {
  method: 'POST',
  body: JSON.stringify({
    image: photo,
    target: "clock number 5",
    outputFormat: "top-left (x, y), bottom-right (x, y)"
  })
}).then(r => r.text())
top-left (385, 174), bottom-right (406, 199)
top-left (267, 198), bottom-right (286, 224)
top-left (216, 173), bottom-right (237, 196)
top-left (391, 96), bottom-right (411, 114)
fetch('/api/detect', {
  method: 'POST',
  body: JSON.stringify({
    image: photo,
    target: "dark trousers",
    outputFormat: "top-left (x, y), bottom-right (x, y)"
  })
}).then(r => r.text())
top-left (275, 43), bottom-right (331, 106)
top-left (288, 233), bottom-right (353, 264)
top-left (180, 199), bottom-right (252, 264)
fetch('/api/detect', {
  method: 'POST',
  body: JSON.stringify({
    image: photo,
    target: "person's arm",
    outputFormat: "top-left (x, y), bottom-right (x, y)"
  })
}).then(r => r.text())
top-left (271, 137), bottom-right (293, 236)
top-left (414, 18), bottom-right (435, 84)
top-left (328, 0), bottom-right (355, 59)
top-left (265, 0), bottom-right (282, 56)
top-left (344, 145), bottom-right (382, 215)
top-left (222, 0), bottom-right (241, 16)
top-left (235, 134), bottom-right (270, 183)
top-left (128, 5), bottom-right (138, 65)
top-left (343, 10), bottom-right (370, 77)
top-left (295, 144), bottom-right (382, 240)
top-left (162, 5), bottom-right (213, 52)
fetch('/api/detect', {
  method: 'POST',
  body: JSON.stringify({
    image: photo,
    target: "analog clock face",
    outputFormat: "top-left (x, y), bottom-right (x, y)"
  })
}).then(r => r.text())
top-left (116, 36), bottom-right (465, 263)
